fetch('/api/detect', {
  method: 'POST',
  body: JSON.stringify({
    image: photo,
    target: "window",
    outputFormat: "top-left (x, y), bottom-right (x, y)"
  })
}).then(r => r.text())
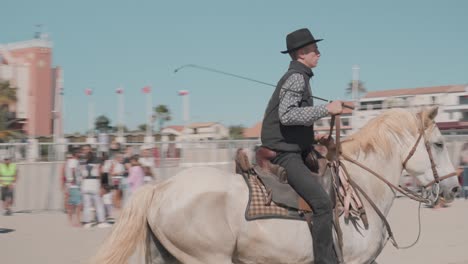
top-left (460, 96), bottom-right (468, 105)
top-left (361, 101), bottom-right (383, 110)
top-left (462, 112), bottom-right (468, 121)
top-left (342, 118), bottom-right (350, 126)
top-left (193, 128), bottom-right (198, 134)
top-left (431, 96), bottom-right (437, 104)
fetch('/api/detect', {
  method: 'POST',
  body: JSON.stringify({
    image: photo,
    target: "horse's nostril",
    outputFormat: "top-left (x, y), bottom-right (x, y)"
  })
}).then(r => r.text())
top-left (452, 186), bottom-right (461, 194)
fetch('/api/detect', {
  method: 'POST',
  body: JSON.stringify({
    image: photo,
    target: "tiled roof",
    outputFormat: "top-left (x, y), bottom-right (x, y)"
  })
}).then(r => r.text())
top-left (243, 122), bottom-right (262, 138)
top-left (364, 84), bottom-right (467, 98)
top-left (187, 122), bottom-right (218, 128)
top-left (342, 101), bottom-right (355, 114)
top-left (164, 125), bottom-right (184, 132)
top-left (437, 121), bottom-right (468, 130)
top-left (315, 126), bottom-right (353, 131)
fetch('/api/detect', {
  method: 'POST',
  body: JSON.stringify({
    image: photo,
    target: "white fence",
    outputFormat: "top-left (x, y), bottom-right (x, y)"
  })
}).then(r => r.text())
top-left (4, 136), bottom-right (468, 212)
top-left (9, 140), bottom-right (260, 212)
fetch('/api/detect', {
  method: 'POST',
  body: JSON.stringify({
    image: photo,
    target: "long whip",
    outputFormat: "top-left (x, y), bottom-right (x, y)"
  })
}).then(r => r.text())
top-left (174, 64), bottom-right (331, 102)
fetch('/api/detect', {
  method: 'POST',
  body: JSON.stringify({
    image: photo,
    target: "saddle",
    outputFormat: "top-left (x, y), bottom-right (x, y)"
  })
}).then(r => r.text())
top-left (236, 144), bottom-right (368, 226)
top-left (254, 146), bottom-right (333, 212)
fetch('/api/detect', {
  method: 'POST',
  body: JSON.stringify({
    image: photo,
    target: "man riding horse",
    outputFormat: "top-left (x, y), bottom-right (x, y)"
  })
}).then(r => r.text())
top-left (261, 28), bottom-right (344, 264)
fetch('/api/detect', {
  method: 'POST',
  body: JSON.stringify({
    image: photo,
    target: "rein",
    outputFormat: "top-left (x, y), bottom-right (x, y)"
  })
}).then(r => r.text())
top-left (327, 114), bottom-right (457, 249)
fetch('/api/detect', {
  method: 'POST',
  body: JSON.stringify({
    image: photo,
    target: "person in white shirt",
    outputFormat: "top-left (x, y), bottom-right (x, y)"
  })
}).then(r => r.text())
top-left (138, 146), bottom-right (155, 168)
top-left (80, 146), bottom-right (111, 228)
top-left (109, 153), bottom-right (125, 210)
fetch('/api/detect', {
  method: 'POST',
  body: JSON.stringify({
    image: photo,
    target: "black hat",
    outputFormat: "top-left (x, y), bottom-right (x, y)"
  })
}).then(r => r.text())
top-left (281, 28), bottom-right (323, 54)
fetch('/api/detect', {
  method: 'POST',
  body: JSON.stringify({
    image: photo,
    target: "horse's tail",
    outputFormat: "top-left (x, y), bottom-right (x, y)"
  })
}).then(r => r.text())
top-left (91, 184), bottom-right (156, 264)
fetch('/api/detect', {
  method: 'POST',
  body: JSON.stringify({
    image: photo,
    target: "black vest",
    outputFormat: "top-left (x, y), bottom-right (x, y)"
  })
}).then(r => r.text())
top-left (261, 61), bottom-right (315, 152)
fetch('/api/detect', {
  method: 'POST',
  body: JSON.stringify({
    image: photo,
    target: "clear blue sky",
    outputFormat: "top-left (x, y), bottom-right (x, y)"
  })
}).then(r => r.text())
top-left (1, 0), bottom-right (467, 133)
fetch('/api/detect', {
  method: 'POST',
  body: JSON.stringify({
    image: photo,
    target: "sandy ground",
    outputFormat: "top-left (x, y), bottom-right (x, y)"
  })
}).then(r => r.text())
top-left (1, 198), bottom-right (467, 264)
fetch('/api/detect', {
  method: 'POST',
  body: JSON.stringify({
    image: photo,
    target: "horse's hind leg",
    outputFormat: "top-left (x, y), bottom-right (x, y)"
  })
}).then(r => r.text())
top-left (147, 227), bottom-right (234, 264)
top-left (146, 226), bottom-right (180, 264)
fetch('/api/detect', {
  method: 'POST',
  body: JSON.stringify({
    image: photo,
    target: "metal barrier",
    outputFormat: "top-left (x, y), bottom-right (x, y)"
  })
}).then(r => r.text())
top-left (19, 136), bottom-right (468, 163)
top-left (6, 136), bottom-right (468, 212)
top-left (9, 140), bottom-right (260, 211)
top-left (0, 142), bottom-right (28, 161)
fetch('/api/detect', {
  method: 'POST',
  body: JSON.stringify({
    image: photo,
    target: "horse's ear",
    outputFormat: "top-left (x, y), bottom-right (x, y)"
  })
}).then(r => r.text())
top-left (427, 106), bottom-right (439, 120)
top-left (418, 106), bottom-right (438, 128)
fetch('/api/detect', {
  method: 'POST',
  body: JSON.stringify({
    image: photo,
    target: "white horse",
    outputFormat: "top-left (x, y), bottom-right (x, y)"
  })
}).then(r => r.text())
top-left (92, 107), bottom-right (460, 264)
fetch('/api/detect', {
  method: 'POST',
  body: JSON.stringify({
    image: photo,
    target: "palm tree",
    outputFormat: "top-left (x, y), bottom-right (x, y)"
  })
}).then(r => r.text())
top-left (153, 105), bottom-right (171, 132)
top-left (137, 124), bottom-right (147, 132)
top-left (0, 81), bottom-right (17, 104)
top-left (111, 125), bottom-right (128, 133)
top-left (345, 80), bottom-right (367, 99)
top-left (0, 81), bottom-right (21, 141)
top-left (229, 125), bottom-right (245, 139)
top-left (95, 115), bottom-right (111, 133)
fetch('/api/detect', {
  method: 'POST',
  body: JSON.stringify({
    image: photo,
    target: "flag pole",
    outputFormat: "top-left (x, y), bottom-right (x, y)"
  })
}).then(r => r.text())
top-left (116, 87), bottom-right (125, 141)
top-left (146, 89), bottom-right (152, 138)
top-left (142, 86), bottom-right (154, 146)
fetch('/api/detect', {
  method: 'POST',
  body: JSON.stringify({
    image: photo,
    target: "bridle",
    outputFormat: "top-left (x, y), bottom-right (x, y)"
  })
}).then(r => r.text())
top-left (329, 113), bottom-right (458, 249)
top-left (401, 119), bottom-right (458, 199)
top-left (332, 115), bottom-right (457, 205)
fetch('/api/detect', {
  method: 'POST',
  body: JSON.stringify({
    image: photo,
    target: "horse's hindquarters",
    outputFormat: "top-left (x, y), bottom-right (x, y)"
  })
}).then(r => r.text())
top-left (147, 167), bottom-right (245, 264)
top-left (234, 219), bottom-right (313, 264)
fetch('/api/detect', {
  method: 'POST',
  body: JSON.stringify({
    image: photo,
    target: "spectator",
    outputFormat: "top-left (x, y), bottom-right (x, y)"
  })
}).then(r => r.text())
top-left (80, 146), bottom-right (111, 228)
top-left (127, 155), bottom-right (144, 196)
top-left (0, 156), bottom-right (18, 216)
top-left (139, 146), bottom-right (155, 168)
top-left (62, 149), bottom-right (82, 227)
top-left (109, 141), bottom-right (121, 155)
top-left (122, 146), bottom-right (133, 172)
top-left (100, 153), bottom-right (112, 218)
top-left (61, 153), bottom-right (72, 213)
top-left (109, 153), bottom-right (125, 210)
top-left (460, 143), bottom-right (468, 199)
top-left (153, 146), bottom-right (161, 167)
top-left (121, 146), bottom-right (133, 204)
top-left (143, 166), bottom-right (154, 185)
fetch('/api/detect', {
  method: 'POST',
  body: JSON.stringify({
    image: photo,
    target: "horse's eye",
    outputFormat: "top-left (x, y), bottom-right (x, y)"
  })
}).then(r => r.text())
top-left (434, 142), bottom-right (444, 148)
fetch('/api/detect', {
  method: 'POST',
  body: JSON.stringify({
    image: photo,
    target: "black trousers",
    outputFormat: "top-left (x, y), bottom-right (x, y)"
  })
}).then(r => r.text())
top-left (271, 151), bottom-right (337, 264)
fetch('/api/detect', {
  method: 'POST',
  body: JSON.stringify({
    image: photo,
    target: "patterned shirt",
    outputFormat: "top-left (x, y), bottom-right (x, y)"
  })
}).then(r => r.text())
top-left (278, 73), bottom-right (328, 126)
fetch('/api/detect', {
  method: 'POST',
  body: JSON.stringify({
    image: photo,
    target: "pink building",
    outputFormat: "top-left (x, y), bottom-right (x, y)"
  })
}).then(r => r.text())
top-left (0, 33), bottom-right (62, 137)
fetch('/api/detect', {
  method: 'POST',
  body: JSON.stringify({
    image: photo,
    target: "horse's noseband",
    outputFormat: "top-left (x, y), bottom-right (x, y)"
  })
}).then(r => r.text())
top-left (401, 122), bottom-right (457, 190)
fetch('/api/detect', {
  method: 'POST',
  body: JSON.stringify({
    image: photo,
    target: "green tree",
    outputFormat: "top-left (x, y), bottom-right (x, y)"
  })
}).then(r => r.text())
top-left (153, 104), bottom-right (171, 132)
top-left (95, 115), bottom-right (111, 133)
top-left (0, 81), bottom-right (22, 141)
top-left (229, 125), bottom-right (245, 139)
top-left (345, 80), bottom-right (367, 99)
top-left (0, 81), bottom-right (17, 104)
top-left (137, 124), bottom-right (147, 132)
top-left (112, 125), bottom-right (128, 133)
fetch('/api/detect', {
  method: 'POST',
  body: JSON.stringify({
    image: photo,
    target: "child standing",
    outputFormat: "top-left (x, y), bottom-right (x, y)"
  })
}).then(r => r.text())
top-left (109, 153), bottom-right (125, 211)
top-left (143, 166), bottom-right (154, 185)
top-left (62, 149), bottom-right (82, 227)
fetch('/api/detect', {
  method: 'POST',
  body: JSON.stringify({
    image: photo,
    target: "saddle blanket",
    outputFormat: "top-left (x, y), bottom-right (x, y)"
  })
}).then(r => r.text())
top-left (242, 173), bottom-right (308, 221)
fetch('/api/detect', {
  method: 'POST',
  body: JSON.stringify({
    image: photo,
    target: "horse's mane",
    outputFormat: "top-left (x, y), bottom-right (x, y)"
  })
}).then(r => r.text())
top-left (342, 108), bottom-right (426, 158)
